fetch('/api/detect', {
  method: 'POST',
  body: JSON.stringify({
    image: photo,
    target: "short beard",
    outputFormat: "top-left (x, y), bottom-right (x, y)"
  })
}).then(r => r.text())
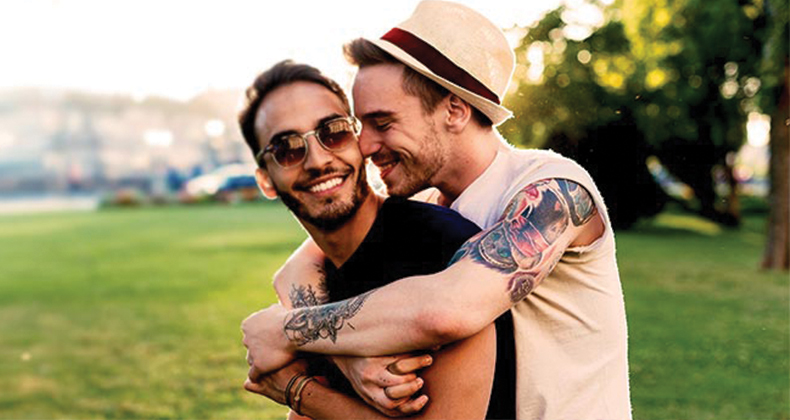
top-left (385, 122), bottom-right (445, 198)
top-left (278, 165), bottom-right (370, 231)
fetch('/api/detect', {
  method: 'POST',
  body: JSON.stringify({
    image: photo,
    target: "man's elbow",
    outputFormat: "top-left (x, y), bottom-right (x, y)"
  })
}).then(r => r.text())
top-left (413, 305), bottom-right (479, 346)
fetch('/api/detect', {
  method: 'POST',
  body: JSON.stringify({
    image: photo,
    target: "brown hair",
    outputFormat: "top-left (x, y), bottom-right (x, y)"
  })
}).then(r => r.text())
top-left (343, 38), bottom-right (492, 127)
top-left (238, 60), bottom-right (351, 165)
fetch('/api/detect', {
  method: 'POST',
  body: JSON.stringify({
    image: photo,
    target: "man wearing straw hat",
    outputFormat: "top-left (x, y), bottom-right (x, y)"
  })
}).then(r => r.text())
top-left (242, 1), bottom-right (631, 419)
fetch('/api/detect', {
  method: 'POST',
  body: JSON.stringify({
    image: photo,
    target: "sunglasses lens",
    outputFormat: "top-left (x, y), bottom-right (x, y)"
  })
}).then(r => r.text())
top-left (272, 135), bottom-right (306, 167)
top-left (318, 119), bottom-right (356, 150)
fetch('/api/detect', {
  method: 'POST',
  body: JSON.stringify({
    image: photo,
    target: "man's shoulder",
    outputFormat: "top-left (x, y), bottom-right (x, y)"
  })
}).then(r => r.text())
top-left (384, 197), bottom-right (477, 224)
top-left (503, 146), bottom-right (585, 172)
top-left (499, 147), bottom-right (597, 192)
top-left (380, 197), bottom-right (481, 238)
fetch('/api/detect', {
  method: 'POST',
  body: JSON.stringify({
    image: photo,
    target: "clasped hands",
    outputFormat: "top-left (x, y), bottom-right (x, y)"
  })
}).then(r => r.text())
top-left (242, 304), bottom-right (433, 416)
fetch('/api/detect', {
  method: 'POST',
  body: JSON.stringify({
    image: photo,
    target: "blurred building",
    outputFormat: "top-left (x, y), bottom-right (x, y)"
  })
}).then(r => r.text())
top-left (0, 88), bottom-right (251, 196)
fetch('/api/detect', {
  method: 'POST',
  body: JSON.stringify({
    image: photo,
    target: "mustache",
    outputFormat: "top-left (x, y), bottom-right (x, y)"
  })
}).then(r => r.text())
top-left (294, 165), bottom-right (353, 189)
top-left (371, 150), bottom-right (399, 166)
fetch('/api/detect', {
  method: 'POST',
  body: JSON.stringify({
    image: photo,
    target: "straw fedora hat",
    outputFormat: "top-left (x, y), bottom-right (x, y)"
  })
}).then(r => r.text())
top-left (371, 0), bottom-right (515, 126)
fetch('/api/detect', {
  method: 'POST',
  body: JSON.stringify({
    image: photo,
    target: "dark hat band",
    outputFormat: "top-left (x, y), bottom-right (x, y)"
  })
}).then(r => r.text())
top-left (381, 28), bottom-right (500, 104)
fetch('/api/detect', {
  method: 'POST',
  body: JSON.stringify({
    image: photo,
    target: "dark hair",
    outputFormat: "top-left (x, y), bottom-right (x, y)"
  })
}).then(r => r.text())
top-left (238, 60), bottom-right (351, 165)
top-left (343, 38), bottom-right (492, 127)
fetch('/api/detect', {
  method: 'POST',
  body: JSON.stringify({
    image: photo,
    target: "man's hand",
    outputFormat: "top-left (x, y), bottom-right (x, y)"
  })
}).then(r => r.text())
top-left (243, 358), bottom-right (309, 405)
top-left (332, 353), bottom-right (432, 416)
top-left (242, 304), bottom-right (295, 382)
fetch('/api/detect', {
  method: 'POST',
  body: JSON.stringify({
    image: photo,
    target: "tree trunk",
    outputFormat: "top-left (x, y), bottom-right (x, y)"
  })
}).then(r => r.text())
top-left (762, 64), bottom-right (790, 270)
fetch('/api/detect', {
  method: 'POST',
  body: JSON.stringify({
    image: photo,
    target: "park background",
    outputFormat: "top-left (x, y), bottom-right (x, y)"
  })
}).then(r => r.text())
top-left (0, 0), bottom-right (787, 419)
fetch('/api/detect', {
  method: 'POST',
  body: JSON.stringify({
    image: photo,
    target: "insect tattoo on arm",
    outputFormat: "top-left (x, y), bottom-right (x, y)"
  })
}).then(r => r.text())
top-left (283, 290), bottom-right (375, 346)
top-left (449, 179), bottom-right (597, 302)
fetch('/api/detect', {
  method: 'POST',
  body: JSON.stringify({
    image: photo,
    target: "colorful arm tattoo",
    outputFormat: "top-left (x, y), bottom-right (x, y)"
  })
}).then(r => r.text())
top-left (283, 290), bottom-right (374, 346)
top-left (449, 179), bottom-right (598, 302)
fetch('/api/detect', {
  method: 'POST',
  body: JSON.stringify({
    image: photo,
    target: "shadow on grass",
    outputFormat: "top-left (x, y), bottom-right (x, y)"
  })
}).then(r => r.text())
top-left (625, 223), bottom-right (717, 238)
top-left (625, 212), bottom-right (724, 238)
top-left (187, 240), bottom-right (304, 256)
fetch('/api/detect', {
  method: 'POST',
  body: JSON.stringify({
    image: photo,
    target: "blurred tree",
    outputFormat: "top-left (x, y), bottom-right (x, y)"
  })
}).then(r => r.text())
top-left (501, 0), bottom-right (771, 228)
top-left (620, 0), bottom-right (768, 226)
top-left (757, 0), bottom-right (789, 270)
top-left (501, 8), bottom-right (666, 229)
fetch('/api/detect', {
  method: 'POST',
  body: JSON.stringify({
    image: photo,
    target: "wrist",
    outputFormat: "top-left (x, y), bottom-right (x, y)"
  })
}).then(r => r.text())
top-left (288, 375), bottom-right (316, 416)
top-left (280, 309), bottom-right (299, 354)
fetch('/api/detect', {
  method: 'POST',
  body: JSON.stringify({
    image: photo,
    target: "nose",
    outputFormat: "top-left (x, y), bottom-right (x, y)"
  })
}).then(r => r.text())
top-left (357, 125), bottom-right (381, 158)
top-left (302, 134), bottom-right (334, 170)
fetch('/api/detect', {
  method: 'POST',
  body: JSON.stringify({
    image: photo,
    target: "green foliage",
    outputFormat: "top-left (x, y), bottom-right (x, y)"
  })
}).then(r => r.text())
top-left (757, 0), bottom-right (789, 114)
top-left (0, 204), bottom-right (787, 419)
top-left (501, 0), bottom-right (772, 227)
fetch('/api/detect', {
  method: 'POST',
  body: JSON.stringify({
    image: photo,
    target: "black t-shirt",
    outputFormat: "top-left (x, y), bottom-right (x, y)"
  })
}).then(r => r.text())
top-left (320, 197), bottom-right (516, 419)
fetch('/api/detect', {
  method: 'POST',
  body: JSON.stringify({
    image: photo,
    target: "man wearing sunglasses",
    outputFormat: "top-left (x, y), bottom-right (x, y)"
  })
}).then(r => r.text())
top-left (242, 1), bottom-right (631, 419)
top-left (239, 60), bottom-right (516, 419)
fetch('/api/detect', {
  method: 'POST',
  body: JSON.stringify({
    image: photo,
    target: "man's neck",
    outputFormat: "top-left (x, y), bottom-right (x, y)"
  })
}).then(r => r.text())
top-left (433, 129), bottom-right (501, 205)
top-left (303, 192), bottom-right (383, 268)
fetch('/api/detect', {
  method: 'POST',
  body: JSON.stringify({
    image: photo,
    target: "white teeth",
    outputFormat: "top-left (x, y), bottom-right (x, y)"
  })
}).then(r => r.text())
top-left (309, 177), bottom-right (343, 193)
top-left (379, 162), bottom-right (396, 172)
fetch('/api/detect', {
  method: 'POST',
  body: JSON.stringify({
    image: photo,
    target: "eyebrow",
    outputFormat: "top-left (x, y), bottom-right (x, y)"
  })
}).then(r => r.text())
top-left (269, 113), bottom-right (345, 141)
top-left (360, 111), bottom-right (394, 121)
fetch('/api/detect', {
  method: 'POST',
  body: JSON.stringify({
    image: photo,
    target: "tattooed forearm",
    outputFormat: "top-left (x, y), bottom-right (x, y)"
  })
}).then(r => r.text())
top-left (283, 290), bottom-right (374, 346)
top-left (508, 273), bottom-right (536, 302)
top-left (289, 283), bottom-right (329, 308)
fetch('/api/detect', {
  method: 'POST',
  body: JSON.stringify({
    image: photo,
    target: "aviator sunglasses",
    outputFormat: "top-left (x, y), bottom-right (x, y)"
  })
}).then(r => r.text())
top-left (257, 116), bottom-right (362, 168)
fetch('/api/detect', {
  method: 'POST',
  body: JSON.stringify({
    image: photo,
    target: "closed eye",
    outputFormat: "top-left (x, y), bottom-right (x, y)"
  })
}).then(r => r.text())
top-left (372, 118), bottom-right (393, 132)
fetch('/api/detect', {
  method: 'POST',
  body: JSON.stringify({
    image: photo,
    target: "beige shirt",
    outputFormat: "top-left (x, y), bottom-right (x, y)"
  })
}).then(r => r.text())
top-left (450, 142), bottom-right (632, 420)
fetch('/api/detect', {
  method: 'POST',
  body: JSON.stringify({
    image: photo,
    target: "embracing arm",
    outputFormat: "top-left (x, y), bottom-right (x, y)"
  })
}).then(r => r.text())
top-left (247, 324), bottom-right (496, 420)
top-left (251, 246), bottom-right (495, 419)
top-left (244, 178), bottom-right (603, 373)
top-left (250, 271), bottom-right (405, 419)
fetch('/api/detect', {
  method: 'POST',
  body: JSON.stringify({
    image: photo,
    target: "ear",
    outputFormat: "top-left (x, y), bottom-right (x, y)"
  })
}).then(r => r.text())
top-left (254, 167), bottom-right (278, 200)
top-left (444, 94), bottom-right (472, 133)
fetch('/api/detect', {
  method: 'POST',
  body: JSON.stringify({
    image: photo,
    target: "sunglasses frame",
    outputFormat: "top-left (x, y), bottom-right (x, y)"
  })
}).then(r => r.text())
top-left (256, 116), bottom-right (361, 168)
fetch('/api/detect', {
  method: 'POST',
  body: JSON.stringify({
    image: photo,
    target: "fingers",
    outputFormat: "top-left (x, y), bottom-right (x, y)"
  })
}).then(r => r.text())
top-left (384, 378), bottom-right (424, 400)
top-left (396, 395), bottom-right (430, 415)
top-left (248, 365), bottom-right (263, 383)
top-left (244, 378), bottom-right (265, 395)
top-left (380, 371), bottom-right (417, 387)
top-left (387, 354), bottom-right (433, 375)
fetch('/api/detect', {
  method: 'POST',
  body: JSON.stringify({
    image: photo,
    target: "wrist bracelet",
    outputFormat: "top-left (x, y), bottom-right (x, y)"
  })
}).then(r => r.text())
top-left (291, 376), bottom-right (315, 416)
top-left (284, 374), bottom-right (303, 408)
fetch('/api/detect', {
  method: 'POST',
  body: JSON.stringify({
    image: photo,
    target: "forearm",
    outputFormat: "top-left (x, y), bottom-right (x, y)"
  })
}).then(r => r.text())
top-left (298, 380), bottom-right (393, 420)
top-left (285, 261), bottom-right (511, 357)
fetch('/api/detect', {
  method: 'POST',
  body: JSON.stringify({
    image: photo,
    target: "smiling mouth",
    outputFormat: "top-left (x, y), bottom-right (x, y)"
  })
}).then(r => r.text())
top-left (309, 176), bottom-right (344, 193)
top-left (374, 159), bottom-right (399, 178)
top-left (300, 173), bottom-right (350, 194)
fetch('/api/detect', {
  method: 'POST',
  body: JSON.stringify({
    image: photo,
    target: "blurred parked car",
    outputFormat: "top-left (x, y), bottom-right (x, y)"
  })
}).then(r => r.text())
top-left (181, 164), bottom-right (261, 203)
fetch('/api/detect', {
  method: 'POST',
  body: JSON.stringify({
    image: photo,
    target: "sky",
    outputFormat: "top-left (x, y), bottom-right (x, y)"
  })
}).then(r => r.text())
top-left (0, 0), bottom-right (562, 101)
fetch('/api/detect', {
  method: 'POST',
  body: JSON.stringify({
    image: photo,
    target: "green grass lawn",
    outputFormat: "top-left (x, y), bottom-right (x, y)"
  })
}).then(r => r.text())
top-left (0, 202), bottom-right (787, 419)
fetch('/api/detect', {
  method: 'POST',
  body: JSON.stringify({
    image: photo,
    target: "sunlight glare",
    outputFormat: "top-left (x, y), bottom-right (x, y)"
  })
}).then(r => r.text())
top-left (0, 0), bottom-right (557, 100)
top-left (746, 112), bottom-right (770, 148)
